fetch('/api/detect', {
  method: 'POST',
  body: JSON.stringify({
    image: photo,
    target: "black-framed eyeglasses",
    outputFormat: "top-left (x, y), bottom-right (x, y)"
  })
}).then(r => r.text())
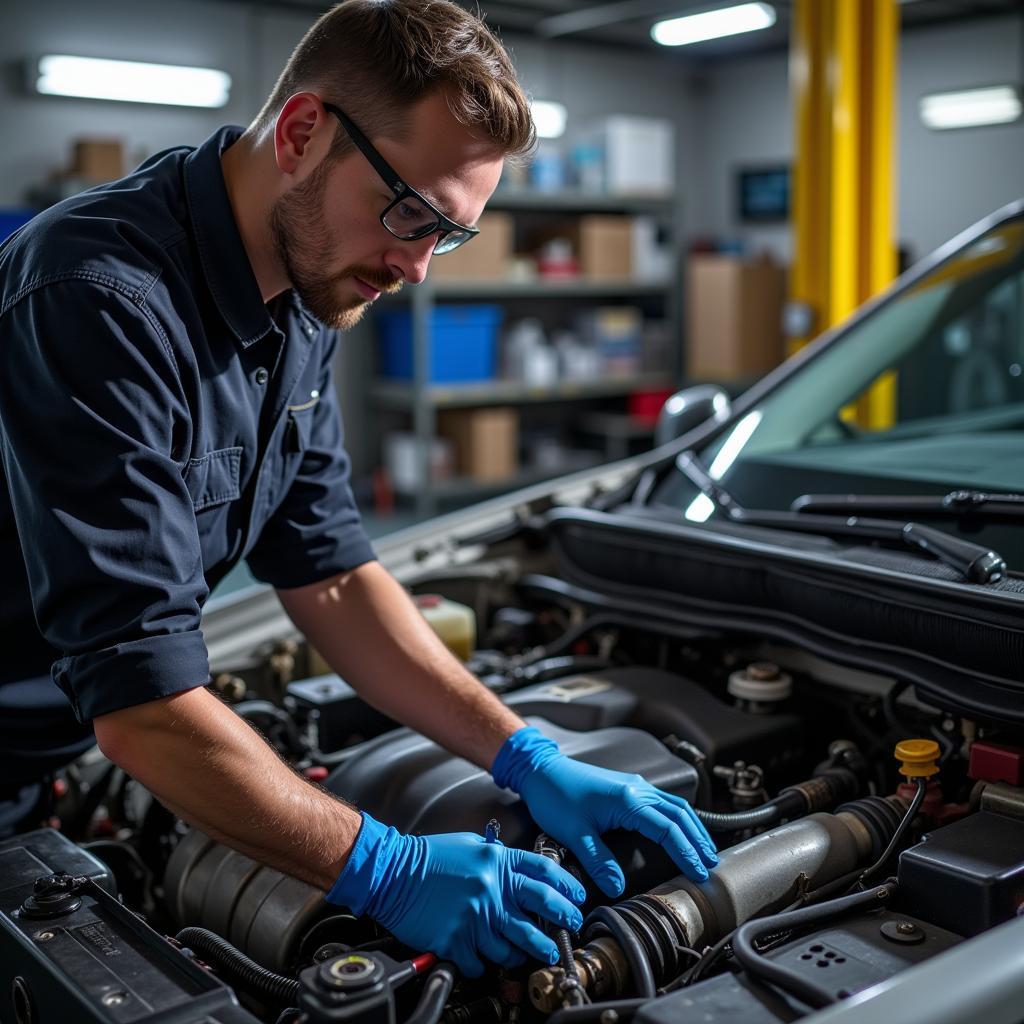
top-left (323, 102), bottom-right (479, 256)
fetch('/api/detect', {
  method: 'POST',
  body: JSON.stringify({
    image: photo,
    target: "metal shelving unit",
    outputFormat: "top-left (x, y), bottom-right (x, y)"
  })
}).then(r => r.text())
top-left (374, 191), bottom-right (684, 516)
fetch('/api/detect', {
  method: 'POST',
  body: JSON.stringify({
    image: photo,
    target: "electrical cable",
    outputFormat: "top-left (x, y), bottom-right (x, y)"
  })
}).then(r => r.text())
top-left (731, 882), bottom-right (898, 1009)
top-left (851, 777), bottom-right (926, 890)
top-left (584, 906), bottom-right (657, 999)
top-left (404, 963), bottom-right (456, 1024)
top-left (175, 926), bottom-right (299, 1005)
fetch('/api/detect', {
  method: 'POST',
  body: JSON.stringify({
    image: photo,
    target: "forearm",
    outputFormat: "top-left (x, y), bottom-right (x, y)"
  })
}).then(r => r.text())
top-left (93, 686), bottom-right (362, 891)
top-left (278, 561), bottom-right (525, 770)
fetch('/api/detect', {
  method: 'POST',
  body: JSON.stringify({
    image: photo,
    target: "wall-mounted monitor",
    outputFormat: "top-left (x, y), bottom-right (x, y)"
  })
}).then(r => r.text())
top-left (737, 165), bottom-right (789, 223)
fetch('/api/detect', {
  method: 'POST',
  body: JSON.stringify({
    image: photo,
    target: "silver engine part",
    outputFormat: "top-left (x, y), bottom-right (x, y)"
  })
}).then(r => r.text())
top-left (529, 806), bottom-right (887, 1010)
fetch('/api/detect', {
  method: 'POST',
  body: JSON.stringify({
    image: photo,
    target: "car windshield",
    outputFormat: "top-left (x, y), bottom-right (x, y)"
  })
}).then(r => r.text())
top-left (654, 211), bottom-right (1024, 570)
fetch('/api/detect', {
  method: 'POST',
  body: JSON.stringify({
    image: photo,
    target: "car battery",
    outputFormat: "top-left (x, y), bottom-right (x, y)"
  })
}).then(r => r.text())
top-left (898, 810), bottom-right (1024, 937)
top-left (0, 828), bottom-right (260, 1023)
top-left (288, 673), bottom-right (396, 753)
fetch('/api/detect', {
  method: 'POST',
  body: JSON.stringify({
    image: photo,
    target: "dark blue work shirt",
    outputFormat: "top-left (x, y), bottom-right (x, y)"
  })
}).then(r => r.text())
top-left (0, 125), bottom-right (376, 723)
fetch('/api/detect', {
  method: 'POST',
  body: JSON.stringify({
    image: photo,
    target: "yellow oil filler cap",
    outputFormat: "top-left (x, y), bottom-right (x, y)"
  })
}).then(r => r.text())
top-left (895, 739), bottom-right (941, 778)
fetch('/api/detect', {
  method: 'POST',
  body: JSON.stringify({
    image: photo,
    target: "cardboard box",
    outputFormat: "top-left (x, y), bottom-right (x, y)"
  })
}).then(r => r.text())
top-left (71, 139), bottom-right (124, 182)
top-left (686, 255), bottom-right (787, 382)
top-left (528, 215), bottom-right (633, 280)
top-left (437, 407), bottom-right (519, 481)
top-left (427, 212), bottom-right (513, 281)
top-left (578, 216), bottom-right (633, 280)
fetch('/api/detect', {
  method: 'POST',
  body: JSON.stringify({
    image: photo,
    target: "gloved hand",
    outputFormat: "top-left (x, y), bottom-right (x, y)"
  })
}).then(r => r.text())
top-left (492, 727), bottom-right (719, 897)
top-left (327, 812), bottom-right (586, 977)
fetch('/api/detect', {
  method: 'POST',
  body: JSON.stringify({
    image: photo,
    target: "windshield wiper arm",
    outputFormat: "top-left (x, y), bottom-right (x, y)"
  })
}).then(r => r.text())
top-left (676, 451), bottom-right (1007, 584)
top-left (792, 490), bottom-right (1024, 523)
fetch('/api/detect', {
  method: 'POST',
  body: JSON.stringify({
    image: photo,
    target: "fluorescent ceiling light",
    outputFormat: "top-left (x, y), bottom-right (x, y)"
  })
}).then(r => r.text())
top-left (652, 3), bottom-right (776, 47)
top-left (532, 100), bottom-right (567, 139)
top-left (919, 86), bottom-right (1021, 130)
top-left (34, 55), bottom-right (231, 108)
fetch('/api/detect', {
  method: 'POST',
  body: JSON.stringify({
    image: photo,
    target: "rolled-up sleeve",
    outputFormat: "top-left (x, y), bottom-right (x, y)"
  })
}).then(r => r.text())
top-left (0, 278), bottom-right (210, 721)
top-left (247, 329), bottom-right (376, 589)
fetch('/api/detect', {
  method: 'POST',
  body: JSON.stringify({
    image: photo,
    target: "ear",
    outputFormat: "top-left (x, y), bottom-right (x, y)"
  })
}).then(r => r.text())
top-left (273, 92), bottom-right (331, 176)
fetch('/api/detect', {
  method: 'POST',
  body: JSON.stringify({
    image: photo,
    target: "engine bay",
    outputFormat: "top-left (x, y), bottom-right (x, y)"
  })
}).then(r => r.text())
top-left (3, 524), bottom-right (1024, 1024)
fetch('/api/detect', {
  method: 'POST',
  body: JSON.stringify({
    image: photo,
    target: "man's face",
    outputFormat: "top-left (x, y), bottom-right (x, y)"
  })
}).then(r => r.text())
top-left (269, 92), bottom-right (504, 330)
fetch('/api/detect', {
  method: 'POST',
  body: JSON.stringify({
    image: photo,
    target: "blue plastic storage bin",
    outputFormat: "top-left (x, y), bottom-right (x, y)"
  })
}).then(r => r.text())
top-left (377, 305), bottom-right (503, 383)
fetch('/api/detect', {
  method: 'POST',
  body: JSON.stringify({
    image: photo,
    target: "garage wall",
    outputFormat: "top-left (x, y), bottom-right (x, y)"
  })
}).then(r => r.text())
top-left (0, 3), bottom-right (700, 211)
top-left (693, 12), bottom-right (1024, 265)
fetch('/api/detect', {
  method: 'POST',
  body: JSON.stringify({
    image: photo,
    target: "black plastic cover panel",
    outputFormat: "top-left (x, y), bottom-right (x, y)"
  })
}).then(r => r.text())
top-left (899, 810), bottom-right (1024, 936)
top-left (543, 507), bottom-right (1024, 724)
top-left (0, 829), bottom-right (259, 1023)
top-left (325, 721), bottom-right (698, 894)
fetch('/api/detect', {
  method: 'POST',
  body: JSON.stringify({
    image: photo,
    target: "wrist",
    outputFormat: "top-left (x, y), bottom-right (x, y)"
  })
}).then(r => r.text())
top-left (491, 725), bottom-right (561, 793)
top-left (326, 812), bottom-right (406, 913)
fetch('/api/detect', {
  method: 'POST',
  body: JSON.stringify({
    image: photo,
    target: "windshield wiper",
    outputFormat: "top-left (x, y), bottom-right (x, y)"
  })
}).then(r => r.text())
top-left (676, 451), bottom-right (1007, 584)
top-left (792, 490), bottom-right (1024, 523)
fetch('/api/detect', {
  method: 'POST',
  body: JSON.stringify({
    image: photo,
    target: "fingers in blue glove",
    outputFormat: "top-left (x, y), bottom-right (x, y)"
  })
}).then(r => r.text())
top-left (575, 832), bottom-right (626, 898)
top-left (478, 932), bottom-right (527, 970)
top-left (511, 875), bottom-right (584, 932)
top-left (500, 913), bottom-right (561, 965)
top-left (630, 805), bottom-right (710, 882)
top-left (512, 850), bottom-right (588, 905)
top-left (661, 792), bottom-right (719, 863)
top-left (449, 936), bottom-right (487, 979)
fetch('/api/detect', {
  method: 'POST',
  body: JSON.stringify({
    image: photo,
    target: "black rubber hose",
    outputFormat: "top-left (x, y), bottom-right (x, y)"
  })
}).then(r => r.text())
top-left (547, 997), bottom-right (649, 1024)
top-left (176, 926), bottom-right (299, 1005)
top-left (694, 789), bottom-right (806, 832)
top-left (405, 963), bottom-right (456, 1024)
top-left (584, 906), bottom-right (656, 999)
top-left (732, 882), bottom-right (898, 1009)
top-left (513, 656), bottom-right (614, 685)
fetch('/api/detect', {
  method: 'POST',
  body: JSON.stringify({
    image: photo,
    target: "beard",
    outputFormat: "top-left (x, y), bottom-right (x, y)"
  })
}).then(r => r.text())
top-left (269, 161), bottom-right (402, 331)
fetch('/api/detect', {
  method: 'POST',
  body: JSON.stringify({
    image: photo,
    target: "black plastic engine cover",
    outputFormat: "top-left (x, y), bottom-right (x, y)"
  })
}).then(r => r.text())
top-left (633, 910), bottom-right (961, 1024)
top-left (0, 829), bottom-right (259, 1023)
top-left (505, 667), bottom-right (804, 779)
top-left (898, 810), bottom-right (1024, 936)
top-left (325, 720), bottom-right (699, 895)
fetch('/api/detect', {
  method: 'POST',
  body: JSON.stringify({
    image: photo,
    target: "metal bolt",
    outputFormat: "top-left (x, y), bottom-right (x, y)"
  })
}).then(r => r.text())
top-left (896, 921), bottom-right (916, 935)
top-left (600, 1012), bottom-right (619, 1024)
top-left (33, 931), bottom-right (55, 942)
top-left (101, 992), bottom-right (128, 1007)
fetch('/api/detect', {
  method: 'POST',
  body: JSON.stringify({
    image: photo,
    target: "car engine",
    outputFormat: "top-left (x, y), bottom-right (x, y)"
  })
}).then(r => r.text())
top-left (3, 532), bottom-right (1024, 1024)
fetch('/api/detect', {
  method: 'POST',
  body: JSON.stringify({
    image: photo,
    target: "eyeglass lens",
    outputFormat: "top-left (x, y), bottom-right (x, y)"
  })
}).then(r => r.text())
top-left (382, 195), bottom-right (473, 254)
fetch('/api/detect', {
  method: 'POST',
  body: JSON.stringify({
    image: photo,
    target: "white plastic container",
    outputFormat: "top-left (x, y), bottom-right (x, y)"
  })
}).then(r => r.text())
top-left (413, 594), bottom-right (476, 661)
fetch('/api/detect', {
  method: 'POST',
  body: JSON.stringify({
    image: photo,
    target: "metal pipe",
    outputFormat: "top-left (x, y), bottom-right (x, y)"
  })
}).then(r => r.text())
top-left (528, 807), bottom-right (882, 1011)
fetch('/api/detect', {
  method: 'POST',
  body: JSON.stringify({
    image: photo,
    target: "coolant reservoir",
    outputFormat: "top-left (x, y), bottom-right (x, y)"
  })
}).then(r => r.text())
top-left (413, 594), bottom-right (476, 661)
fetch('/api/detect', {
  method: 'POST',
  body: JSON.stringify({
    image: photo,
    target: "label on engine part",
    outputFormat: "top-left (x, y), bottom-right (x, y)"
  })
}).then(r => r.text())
top-left (74, 922), bottom-right (123, 958)
top-left (538, 677), bottom-right (612, 702)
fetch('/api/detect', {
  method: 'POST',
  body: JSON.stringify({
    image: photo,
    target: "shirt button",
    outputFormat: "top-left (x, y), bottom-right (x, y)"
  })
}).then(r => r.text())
top-left (255, 367), bottom-right (269, 385)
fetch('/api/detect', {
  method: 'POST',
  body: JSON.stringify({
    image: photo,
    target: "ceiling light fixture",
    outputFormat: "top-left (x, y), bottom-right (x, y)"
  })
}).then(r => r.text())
top-left (531, 100), bottom-right (568, 139)
top-left (651, 2), bottom-right (776, 47)
top-left (32, 55), bottom-right (231, 108)
top-left (919, 86), bottom-right (1022, 130)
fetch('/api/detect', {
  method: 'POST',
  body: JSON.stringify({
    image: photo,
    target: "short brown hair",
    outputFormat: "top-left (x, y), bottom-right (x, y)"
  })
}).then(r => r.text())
top-left (256, 0), bottom-right (535, 161)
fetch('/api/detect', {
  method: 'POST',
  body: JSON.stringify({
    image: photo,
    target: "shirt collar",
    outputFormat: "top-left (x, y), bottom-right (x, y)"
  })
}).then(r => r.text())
top-left (184, 125), bottom-right (276, 349)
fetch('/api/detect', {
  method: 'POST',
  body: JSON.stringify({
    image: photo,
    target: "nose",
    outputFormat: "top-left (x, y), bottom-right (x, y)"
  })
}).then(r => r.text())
top-left (385, 235), bottom-right (436, 286)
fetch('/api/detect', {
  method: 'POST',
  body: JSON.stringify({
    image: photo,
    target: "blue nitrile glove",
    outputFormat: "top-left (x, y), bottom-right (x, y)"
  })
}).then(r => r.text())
top-left (492, 727), bottom-right (719, 898)
top-left (326, 812), bottom-right (586, 977)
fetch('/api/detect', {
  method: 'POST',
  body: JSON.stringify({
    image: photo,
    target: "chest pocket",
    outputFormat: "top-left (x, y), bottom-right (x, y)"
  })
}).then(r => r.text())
top-left (182, 446), bottom-right (242, 511)
top-left (285, 393), bottom-right (320, 455)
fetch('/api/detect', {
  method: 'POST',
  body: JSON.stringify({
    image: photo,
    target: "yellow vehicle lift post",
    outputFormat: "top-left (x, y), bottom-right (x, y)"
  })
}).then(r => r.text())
top-left (790, 0), bottom-right (899, 428)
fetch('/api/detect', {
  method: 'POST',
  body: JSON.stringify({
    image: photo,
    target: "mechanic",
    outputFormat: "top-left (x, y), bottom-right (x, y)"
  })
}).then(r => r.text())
top-left (0, 0), bottom-right (717, 976)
